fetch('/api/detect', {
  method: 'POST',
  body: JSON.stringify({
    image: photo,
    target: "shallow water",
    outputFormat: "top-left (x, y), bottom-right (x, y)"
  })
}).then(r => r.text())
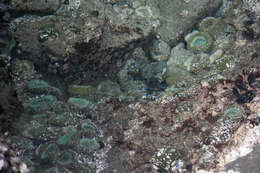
top-left (1, 0), bottom-right (260, 172)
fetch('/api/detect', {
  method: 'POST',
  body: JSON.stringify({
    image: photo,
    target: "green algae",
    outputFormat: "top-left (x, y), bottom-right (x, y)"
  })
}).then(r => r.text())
top-left (27, 80), bottom-right (49, 89)
top-left (41, 144), bottom-right (58, 160)
top-left (57, 151), bottom-right (73, 166)
top-left (27, 79), bottom-right (62, 95)
top-left (32, 114), bottom-right (48, 120)
top-left (23, 125), bottom-right (43, 138)
top-left (57, 129), bottom-right (77, 145)
top-left (79, 138), bottom-right (100, 151)
top-left (224, 107), bottom-right (242, 118)
top-left (81, 122), bottom-right (95, 133)
top-left (50, 114), bottom-right (66, 126)
top-left (68, 97), bottom-right (90, 109)
top-left (27, 95), bottom-right (56, 112)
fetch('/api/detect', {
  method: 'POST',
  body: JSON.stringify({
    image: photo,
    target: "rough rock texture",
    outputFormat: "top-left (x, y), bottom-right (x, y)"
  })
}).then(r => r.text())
top-left (0, 60), bottom-right (24, 134)
top-left (148, 0), bottom-right (223, 46)
top-left (10, 0), bottom-right (224, 86)
top-left (7, 0), bottom-right (260, 172)
top-left (0, 133), bottom-right (29, 173)
top-left (0, 0), bottom-right (23, 133)
top-left (9, 0), bottom-right (60, 14)
top-left (0, 1), bottom-right (28, 171)
top-left (89, 67), bottom-right (260, 172)
top-left (11, 0), bottom-right (153, 85)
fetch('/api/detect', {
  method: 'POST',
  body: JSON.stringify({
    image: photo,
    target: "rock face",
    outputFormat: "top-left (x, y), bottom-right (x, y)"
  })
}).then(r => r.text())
top-left (9, 0), bottom-right (223, 86)
top-left (9, 0), bottom-right (260, 172)
top-left (11, 0), bottom-right (153, 85)
top-left (0, 0), bottom-right (23, 133)
top-left (9, 0), bottom-right (60, 14)
top-left (148, 0), bottom-right (222, 46)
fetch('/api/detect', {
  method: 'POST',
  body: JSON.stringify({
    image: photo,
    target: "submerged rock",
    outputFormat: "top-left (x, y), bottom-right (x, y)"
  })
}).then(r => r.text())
top-left (198, 17), bottom-right (225, 38)
top-left (141, 61), bottom-right (166, 89)
top-left (164, 43), bottom-right (196, 87)
top-left (164, 65), bottom-right (194, 87)
top-left (11, 60), bottom-right (35, 79)
top-left (149, 39), bottom-right (171, 61)
top-left (97, 80), bottom-right (121, 97)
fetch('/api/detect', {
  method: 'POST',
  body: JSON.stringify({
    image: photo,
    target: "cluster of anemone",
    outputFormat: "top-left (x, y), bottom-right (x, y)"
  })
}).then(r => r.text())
top-left (185, 17), bottom-right (225, 53)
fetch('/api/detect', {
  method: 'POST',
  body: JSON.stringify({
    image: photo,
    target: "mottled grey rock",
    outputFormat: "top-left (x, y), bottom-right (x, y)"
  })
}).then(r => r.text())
top-left (164, 65), bottom-right (194, 87)
top-left (118, 47), bottom-right (149, 85)
top-left (135, 5), bottom-right (153, 18)
top-left (141, 61), bottom-right (166, 88)
top-left (97, 80), bottom-right (122, 96)
top-left (149, 39), bottom-right (170, 61)
top-left (122, 80), bottom-right (147, 97)
top-left (131, 47), bottom-right (149, 65)
top-left (167, 43), bottom-right (194, 68)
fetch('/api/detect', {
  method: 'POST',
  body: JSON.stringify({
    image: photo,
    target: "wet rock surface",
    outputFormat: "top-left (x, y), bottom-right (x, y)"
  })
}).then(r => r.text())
top-left (2, 0), bottom-right (260, 172)
top-left (10, 0), bottom-right (153, 86)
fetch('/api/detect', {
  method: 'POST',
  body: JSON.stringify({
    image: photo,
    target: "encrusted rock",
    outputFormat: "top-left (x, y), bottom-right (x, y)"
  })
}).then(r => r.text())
top-left (149, 39), bottom-right (171, 61)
